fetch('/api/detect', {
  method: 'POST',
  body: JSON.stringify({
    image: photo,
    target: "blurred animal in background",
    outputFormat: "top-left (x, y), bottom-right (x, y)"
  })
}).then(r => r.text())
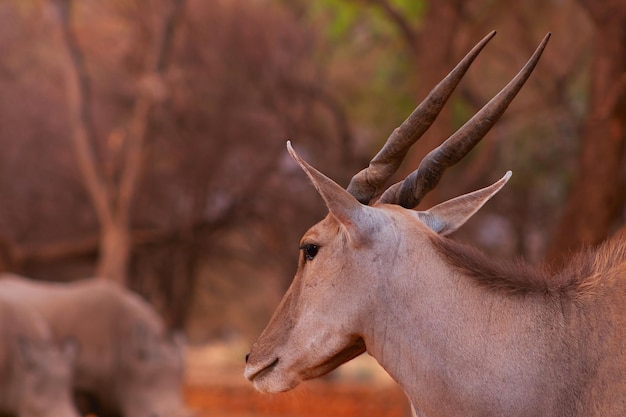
top-left (0, 275), bottom-right (192, 417)
top-left (0, 294), bottom-right (79, 417)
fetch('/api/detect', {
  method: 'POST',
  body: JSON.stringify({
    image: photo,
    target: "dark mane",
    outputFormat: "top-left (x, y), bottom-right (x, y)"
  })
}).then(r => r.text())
top-left (430, 234), bottom-right (626, 296)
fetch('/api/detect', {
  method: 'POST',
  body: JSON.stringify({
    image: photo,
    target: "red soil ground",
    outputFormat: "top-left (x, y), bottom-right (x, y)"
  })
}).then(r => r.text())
top-left (184, 382), bottom-right (410, 417)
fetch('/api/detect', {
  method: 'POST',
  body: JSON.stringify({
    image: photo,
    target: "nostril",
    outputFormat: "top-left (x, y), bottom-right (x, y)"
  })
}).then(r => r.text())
top-left (245, 352), bottom-right (250, 363)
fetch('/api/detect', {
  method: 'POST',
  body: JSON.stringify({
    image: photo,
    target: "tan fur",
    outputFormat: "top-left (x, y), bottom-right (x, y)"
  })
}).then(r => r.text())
top-left (247, 33), bottom-right (562, 415)
top-left (245, 140), bottom-right (626, 416)
top-left (431, 234), bottom-right (626, 298)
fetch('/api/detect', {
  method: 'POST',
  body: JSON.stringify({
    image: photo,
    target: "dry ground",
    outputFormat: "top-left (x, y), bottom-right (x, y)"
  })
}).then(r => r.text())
top-left (184, 342), bottom-right (411, 417)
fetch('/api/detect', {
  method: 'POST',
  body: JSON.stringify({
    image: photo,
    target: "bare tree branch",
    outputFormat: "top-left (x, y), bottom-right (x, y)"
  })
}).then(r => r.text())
top-left (49, 0), bottom-right (187, 284)
top-left (118, 0), bottom-right (186, 220)
top-left (51, 0), bottom-right (112, 225)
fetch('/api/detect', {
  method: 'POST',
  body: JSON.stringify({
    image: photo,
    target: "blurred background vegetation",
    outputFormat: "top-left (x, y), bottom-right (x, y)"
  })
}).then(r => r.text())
top-left (0, 0), bottom-right (624, 344)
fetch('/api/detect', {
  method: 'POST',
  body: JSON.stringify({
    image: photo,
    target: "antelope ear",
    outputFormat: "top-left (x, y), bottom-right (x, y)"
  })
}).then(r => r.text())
top-left (417, 171), bottom-right (511, 236)
top-left (287, 142), bottom-right (370, 240)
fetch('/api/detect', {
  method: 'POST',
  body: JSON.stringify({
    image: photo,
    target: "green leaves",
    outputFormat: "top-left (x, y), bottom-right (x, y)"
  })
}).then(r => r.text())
top-left (309, 0), bottom-right (425, 41)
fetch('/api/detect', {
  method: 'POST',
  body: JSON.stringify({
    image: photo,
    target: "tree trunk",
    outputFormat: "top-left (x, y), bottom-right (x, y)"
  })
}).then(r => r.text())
top-left (97, 219), bottom-right (131, 284)
top-left (545, 0), bottom-right (626, 267)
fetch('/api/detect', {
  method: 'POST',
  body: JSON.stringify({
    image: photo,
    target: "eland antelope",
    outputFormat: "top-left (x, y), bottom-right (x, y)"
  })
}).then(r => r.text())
top-left (244, 32), bottom-right (626, 416)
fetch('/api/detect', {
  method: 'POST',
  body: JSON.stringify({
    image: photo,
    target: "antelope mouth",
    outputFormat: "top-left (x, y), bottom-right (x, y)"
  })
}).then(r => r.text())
top-left (245, 338), bottom-right (366, 393)
top-left (245, 357), bottom-right (279, 383)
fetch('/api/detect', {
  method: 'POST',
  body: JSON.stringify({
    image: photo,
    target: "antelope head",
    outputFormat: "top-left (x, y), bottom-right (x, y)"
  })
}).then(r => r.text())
top-left (244, 32), bottom-right (549, 393)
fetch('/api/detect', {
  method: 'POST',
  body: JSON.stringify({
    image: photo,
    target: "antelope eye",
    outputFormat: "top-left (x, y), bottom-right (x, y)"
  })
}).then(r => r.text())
top-left (300, 244), bottom-right (319, 261)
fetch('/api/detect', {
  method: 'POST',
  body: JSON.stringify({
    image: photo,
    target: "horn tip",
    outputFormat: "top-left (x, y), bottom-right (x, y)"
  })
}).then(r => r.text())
top-left (286, 140), bottom-right (299, 162)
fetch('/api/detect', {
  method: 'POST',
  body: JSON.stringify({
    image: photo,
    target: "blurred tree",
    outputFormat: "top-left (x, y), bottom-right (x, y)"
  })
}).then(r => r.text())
top-left (49, 0), bottom-right (185, 285)
top-left (0, 0), bottom-right (618, 338)
top-left (545, 0), bottom-right (626, 267)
